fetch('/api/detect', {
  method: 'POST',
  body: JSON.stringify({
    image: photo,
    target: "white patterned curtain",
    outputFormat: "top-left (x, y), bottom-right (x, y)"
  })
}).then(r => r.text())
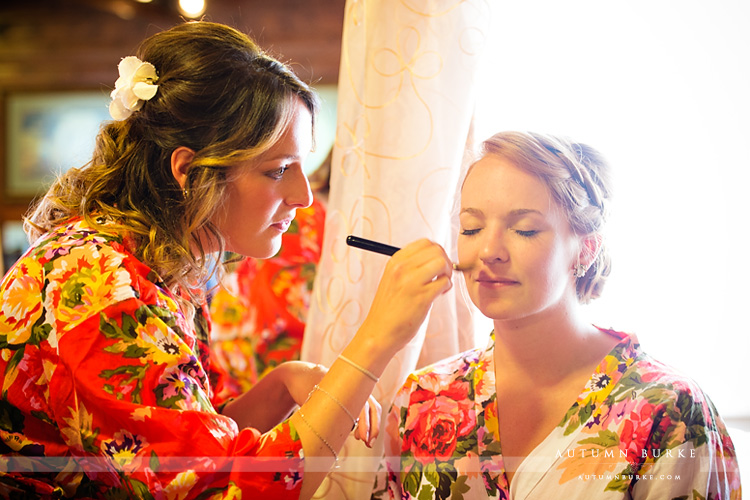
top-left (300, 1), bottom-right (494, 498)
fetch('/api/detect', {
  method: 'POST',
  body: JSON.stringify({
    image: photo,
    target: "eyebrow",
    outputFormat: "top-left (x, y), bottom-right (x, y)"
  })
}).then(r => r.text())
top-left (459, 207), bottom-right (544, 217)
top-left (508, 208), bottom-right (544, 217)
top-left (259, 153), bottom-right (302, 164)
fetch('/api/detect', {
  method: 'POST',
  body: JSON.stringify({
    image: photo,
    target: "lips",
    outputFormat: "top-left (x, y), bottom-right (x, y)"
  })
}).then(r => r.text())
top-left (475, 271), bottom-right (519, 286)
top-left (271, 217), bottom-right (293, 232)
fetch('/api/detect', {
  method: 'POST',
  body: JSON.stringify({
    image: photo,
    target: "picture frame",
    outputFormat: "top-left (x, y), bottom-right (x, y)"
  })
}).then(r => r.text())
top-left (0, 219), bottom-right (27, 276)
top-left (4, 90), bottom-right (112, 199)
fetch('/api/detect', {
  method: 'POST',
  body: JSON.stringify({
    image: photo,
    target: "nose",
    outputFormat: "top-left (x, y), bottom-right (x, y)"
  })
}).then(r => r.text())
top-left (286, 167), bottom-right (313, 208)
top-left (478, 227), bottom-right (509, 265)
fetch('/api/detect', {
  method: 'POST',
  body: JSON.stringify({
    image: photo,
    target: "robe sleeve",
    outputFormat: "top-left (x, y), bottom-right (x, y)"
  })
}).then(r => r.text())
top-left (42, 296), bottom-right (304, 499)
top-left (631, 385), bottom-right (741, 499)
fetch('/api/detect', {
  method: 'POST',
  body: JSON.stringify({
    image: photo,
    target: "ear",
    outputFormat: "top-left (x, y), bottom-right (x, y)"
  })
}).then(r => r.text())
top-left (171, 147), bottom-right (196, 189)
top-left (578, 233), bottom-right (603, 269)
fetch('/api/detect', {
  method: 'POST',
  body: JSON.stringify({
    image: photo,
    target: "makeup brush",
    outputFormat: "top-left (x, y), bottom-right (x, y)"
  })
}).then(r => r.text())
top-left (345, 235), bottom-right (473, 271)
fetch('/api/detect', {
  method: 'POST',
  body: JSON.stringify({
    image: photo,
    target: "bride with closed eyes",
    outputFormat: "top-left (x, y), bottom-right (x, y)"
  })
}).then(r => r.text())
top-left (371, 130), bottom-right (740, 500)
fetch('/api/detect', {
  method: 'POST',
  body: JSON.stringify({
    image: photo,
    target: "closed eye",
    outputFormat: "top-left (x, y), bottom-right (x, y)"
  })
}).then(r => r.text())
top-left (515, 229), bottom-right (539, 237)
top-left (460, 228), bottom-right (481, 236)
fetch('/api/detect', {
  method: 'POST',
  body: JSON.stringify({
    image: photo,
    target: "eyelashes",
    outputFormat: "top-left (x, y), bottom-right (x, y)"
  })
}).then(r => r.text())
top-left (515, 230), bottom-right (539, 238)
top-left (265, 166), bottom-right (289, 180)
top-left (459, 228), bottom-right (539, 238)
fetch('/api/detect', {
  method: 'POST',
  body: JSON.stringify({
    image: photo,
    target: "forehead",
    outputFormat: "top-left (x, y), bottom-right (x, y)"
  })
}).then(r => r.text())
top-left (260, 100), bottom-right (313, 155)
top-left (461, 155), bottom-right (553, 211)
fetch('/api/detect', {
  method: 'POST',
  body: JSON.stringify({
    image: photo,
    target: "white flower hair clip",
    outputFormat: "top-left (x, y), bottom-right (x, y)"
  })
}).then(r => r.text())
top-left (109, 56), bottom-right (159, 121)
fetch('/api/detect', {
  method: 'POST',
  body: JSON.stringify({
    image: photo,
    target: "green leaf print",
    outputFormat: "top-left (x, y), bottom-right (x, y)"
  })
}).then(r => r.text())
top-left (100, 312), bottom-right (140, 340)
top-left (434, 470), bottom-right (455, 500)
top-left (450, 474), bottom-right (471, 500)
top-left (481, 439), bottom-right (502, 456)
top-left (0, 397), bottom-right (25, 433)
top-left (29, 317), bottom-right (52, 346)
top-left (403, 459), bottom-right (423, 497)
top-left (578, 429), bottom-right (619, 448)
top-left (609, 371), bottom-right (643, 399)
top-left (30, 409), bottom-right (54, 426)
top-left (417, 484), bottom-right (435, 500)
top-left (105, 477), bottom-right (155, 500)
top-left (604, 465), bottom-right (632, 492)
top-left (454, 433), bottom-right (477, 455)
top-left (421, 463), bottom-right (456, 500)
top-left (194, 486), bottom-right (237, 500)
top-left (149, 450), bottom-right (160, 472)
top-left (400, 406), bottom-right (409, 428)
top-left (2, 347), bottom-right (25, 377)
top-left (100, 364), bottom-right (146, 404)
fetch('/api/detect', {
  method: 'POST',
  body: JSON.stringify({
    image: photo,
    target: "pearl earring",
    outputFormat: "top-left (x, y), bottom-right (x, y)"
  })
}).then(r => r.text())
top-left (573, 264), bottom-right (587, 278)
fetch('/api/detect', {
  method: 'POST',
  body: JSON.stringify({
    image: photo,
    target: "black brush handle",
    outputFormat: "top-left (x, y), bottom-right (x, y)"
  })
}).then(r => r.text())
top-left (345, 235), bottom-right (400, 256)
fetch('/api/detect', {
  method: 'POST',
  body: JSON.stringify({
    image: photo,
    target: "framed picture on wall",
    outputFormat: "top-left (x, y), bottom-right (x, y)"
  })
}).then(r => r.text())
top-left (0, 219), bottom-right (27, 276)
top-left (4, 90), bottom-right (112, 199)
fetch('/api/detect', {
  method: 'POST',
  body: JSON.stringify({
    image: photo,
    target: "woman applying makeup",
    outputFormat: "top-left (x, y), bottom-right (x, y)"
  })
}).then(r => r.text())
top-left (0, 21), bottom-right (456, 499)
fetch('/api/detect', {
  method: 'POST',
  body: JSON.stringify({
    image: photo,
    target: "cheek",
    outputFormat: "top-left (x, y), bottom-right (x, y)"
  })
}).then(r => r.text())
top-left (457, 235), bottom-right (481, 260)
top-left (230, 180), bottom-right (275, 217)
top-left (457, 238), bottom-right (470, 260)
top-left (534, 241), bottom-right (576, 289)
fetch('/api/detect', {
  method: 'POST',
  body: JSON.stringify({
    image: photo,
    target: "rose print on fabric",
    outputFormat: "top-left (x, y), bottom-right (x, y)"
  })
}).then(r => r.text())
top-left (403, 377), bottom-right (476, 464)
top-left (372, 330), bottom-right (741, 499)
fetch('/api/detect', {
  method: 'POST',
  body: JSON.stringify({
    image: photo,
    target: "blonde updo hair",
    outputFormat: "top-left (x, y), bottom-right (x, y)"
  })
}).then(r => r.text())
top-left (474, 131), bottom-right (613, 303)
top-left (25, 22), bottom-right (320, 310)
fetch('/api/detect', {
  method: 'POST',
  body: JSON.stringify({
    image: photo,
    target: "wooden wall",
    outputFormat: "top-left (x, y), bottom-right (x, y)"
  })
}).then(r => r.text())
top-left (0, 0), bottom-right (345, 271)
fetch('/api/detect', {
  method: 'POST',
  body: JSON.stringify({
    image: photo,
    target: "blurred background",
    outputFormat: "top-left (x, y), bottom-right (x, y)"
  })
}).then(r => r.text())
top-left (0, 0), bottom-right (344, 268)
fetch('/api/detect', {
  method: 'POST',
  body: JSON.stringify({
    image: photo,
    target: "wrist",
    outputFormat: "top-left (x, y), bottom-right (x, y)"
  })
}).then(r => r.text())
top-left (343, 321), bottom-right (401, 377)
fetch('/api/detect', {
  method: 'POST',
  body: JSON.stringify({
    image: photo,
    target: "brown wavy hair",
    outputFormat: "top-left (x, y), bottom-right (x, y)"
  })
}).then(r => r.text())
top-left (25, 21), bottom-right (319, 311)
top-left (475, 131), bottom-right (613, 303)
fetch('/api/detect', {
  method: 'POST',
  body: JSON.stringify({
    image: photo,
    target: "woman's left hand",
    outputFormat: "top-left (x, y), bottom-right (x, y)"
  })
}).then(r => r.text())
top-left (353, 395), bottom-right (381, 447)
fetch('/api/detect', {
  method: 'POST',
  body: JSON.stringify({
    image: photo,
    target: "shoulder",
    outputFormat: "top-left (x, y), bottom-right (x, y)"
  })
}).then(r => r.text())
top-left (621, 347), bottom-right (728, 433)
top-left (598, 327), bottom-right (710, 401)
top-left (28, 217), bottom-right (128, 263)
top-left (629, 351), bottom-right (710, 402)
top-left (27, 218), bottom-right (172, 321)
top-left (595, 327), bottom-right (728, 430)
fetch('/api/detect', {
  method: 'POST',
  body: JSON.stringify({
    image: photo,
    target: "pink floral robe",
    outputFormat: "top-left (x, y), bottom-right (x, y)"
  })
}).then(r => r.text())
top-left (371, 329), bottom-right (741, 499)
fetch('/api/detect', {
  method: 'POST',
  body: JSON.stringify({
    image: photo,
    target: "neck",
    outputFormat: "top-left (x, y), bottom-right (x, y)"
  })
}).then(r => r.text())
top-left (492, 299), bottom-right (602, 383)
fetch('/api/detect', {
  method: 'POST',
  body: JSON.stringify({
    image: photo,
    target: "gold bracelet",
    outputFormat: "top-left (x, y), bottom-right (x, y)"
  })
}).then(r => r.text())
top-left (297, 409), bottom-right (338, 461)
top-left (313, 384), bottom-right (359, 430)
top-left (338, 354), bottom-right (379, 382)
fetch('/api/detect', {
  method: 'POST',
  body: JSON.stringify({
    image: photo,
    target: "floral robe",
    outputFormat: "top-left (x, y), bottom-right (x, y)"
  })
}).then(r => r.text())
top-left (209, 199), bottom-right (325, 398)
top-left (0, 218), bottom-right (304, 499)
top-left (372, 329), bottom-right (741, 500)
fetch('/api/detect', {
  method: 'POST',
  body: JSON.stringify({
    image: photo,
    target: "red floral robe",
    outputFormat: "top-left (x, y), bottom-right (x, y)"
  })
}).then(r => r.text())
top-left (0, 218), bottom-right (304, 499)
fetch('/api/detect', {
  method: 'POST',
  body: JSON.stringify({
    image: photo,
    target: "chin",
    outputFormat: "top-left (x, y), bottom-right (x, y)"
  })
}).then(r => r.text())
top-left (258, 239), bottom-right (283, 259)
top-left (474, 300), bottom-right (525, 321)
top-left (227, 237), bottom-right (282, 259)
